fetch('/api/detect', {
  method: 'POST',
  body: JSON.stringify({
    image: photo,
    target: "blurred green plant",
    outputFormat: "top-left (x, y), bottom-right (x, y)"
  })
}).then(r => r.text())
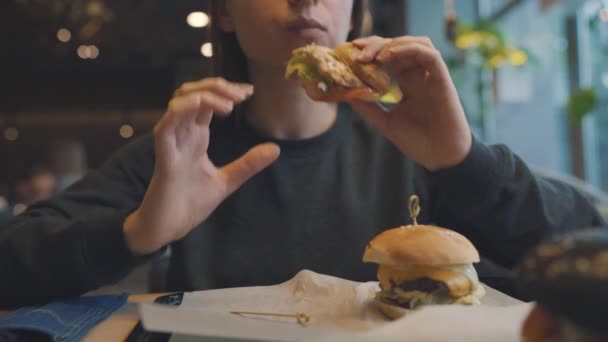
top-left (567, 88), bottom-right (599, 122)
top-left (445, 20), bottom-right (535, 141)
top-left (452, 20), bottom-right (533, 69)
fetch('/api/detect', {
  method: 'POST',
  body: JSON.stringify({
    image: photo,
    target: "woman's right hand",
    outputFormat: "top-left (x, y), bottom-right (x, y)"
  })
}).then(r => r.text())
top-left (123, 78), bottom-right (280, 255)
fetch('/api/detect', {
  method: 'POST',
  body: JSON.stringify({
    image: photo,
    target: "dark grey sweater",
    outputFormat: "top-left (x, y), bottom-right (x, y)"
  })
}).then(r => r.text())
top-left (0, 107), bottom-right (603, 308)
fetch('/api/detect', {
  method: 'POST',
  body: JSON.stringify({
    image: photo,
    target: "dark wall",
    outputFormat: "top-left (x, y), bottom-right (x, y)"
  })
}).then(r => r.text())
top-left (0, 0), bottom-right (405, 197)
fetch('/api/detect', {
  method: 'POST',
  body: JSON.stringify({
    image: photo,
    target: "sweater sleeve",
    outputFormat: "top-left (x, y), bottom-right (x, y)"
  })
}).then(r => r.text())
top-left (427, 137), bottom-right (605, 269)
top-left (0, 134), bottom-right (158, 309)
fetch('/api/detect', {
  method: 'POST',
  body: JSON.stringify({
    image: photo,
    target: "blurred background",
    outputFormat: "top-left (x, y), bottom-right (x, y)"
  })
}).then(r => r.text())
top-left (0, 0), bottom-right (607, 290)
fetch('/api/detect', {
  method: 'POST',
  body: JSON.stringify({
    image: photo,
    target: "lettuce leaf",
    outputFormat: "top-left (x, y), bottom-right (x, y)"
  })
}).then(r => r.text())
top-left (285, 55), bottom-right (328, 83)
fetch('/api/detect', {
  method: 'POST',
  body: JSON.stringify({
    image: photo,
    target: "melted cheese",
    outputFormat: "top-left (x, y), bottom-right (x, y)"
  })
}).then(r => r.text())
top-left (377, 264), bottom-right (479, 298)
top-left (453, 284), bottom-right (485, 305)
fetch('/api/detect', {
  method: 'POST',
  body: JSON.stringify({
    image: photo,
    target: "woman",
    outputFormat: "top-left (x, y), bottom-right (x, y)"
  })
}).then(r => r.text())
top-left (0, 0), bottom-right (603, 308)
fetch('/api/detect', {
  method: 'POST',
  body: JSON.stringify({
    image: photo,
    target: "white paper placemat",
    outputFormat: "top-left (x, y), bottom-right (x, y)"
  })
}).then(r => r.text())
top-left (139, 270), bottom-right (529, 341)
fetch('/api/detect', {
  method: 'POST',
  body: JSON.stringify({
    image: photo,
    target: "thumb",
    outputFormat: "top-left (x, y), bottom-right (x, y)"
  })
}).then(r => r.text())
top-left (220, 143), bottom-right (280, 194)
top-left (348, 100), bottom-right (389, 132)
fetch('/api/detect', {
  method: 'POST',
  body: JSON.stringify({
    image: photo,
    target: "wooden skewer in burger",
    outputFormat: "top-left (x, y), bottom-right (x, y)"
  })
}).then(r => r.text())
top-left (363, 195), bottom-right (485, 319)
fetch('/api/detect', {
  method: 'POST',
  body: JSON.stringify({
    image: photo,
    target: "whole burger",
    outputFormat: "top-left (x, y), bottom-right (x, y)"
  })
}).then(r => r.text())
top-left (363, 212), bottom-right (485, 319)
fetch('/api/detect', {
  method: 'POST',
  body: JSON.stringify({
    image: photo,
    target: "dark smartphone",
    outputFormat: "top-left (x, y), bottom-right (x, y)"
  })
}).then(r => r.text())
top-left (125, 293), bottom-right (184, 342)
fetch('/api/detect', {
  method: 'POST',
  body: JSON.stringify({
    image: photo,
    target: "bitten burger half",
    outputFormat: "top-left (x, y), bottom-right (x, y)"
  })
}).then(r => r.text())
top-left (284, 42), bottom-right (394, 102)
top-left (363, 224), bottom-right (485, 319)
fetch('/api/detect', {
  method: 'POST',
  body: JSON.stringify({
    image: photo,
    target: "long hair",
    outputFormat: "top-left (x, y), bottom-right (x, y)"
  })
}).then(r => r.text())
top-left (209, 0), bottom-right (369, 84)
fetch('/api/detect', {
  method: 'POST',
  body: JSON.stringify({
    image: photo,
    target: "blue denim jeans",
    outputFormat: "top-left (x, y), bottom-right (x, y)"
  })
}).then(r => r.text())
top-left (0, 293), bottom-right (127, 342)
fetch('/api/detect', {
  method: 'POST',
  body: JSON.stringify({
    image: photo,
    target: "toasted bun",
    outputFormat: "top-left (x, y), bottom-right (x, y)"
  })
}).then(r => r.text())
top-left (374, 295), bottom-right (408, 320)
top-left (363, 225), bottom-right (480, 266)
top-left (333, 42), bottom-right (391, 94)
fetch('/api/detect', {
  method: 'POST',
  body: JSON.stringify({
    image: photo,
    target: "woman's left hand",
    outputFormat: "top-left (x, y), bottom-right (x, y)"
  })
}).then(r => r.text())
top-left (348, 36), bottom-right (472, 172)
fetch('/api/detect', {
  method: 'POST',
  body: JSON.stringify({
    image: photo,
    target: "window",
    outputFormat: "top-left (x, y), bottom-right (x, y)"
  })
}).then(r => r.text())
top-left (579, 0), bottom-right (608, 191)
top-left (491, 1), bottom-right (571, 173)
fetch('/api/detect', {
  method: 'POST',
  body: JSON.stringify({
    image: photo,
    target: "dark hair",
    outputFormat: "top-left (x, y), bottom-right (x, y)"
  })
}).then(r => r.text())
top-left (209, 0), bottom-right (369, 83)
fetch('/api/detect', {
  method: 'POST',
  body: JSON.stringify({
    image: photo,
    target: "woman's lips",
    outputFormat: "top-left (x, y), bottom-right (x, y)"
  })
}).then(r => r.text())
top-left (285, 18), bottom-right (328, 39)
top-left (285, 18), bottom-right (328, 31)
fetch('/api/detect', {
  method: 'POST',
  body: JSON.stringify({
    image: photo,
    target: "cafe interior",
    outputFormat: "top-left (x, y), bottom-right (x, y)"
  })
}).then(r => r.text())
top-left (1, 0), bottom-right (608, 340)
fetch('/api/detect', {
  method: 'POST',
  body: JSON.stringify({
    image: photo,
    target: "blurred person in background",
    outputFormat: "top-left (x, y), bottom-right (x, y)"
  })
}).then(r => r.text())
top-left (13, 165), bottom-right (57, 214)
top-left (0, 185), bottom-right (10, 222)
top-left (48, 139), bottom-right (88, 192)
top-left (7, 140), bottom-right (87, 217)
top-left (0, 0), bottom-right (604, 309)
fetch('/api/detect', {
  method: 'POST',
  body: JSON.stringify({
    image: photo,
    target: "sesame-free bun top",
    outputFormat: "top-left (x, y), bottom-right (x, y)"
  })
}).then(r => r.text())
top-left (363, 225), bottom-right (480, 266)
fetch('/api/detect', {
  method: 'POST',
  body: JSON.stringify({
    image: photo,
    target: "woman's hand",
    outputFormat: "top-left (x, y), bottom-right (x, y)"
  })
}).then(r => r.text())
top-left (348, 36), bottom-right (472, 172)
top-left (124, 78), bottom-right (280, 255)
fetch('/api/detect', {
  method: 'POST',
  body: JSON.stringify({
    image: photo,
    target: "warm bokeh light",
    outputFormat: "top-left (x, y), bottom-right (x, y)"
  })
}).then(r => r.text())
top-left (187, 12), bottom-right (209, 28)
top-left (77, 45), bottom-right (88, 59)
top-left (120, 124), bottom-right (134, 139)
top-left (3, 127), bottom-right (19, 141)
top-left (77, 45), bottom-right (100, 59)
top-left (13, 203), bottom-right (26, 216)
top-left (201, 42), bottom-right (213, 57)
top-left (89, 45), bottom-right (100, 59)
top-left (0, 196), bottom-right (7, 211)
top-left (57, 28), bottom-right (71, 43)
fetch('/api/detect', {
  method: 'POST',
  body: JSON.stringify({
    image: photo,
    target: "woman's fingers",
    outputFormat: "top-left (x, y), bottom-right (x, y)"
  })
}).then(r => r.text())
top-left (352, 35), bottom-right (391, 63)
top-left (155, 89), bottom-right (246, 153)
top-left (353, 35), bottom-right (435, 63)
top-left (378, 42), bottom-right (448, 81)
top-left (174, 77), bottom-right (254, 102)
top-left (220, 143), bottom-right (280, 195)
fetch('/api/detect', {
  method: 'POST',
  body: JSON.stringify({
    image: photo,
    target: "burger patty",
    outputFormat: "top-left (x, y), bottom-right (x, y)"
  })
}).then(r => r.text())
top-left (379, 278), bottom-right (453, 309)
top-left (397, 278), bottom-right (449, 293)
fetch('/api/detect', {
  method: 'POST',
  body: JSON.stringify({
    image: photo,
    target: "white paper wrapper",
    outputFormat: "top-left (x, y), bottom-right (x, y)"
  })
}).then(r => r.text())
top-left (319, 302), bottom-right (533, 342)
top-left (140, 270), bottom-right (529, 341)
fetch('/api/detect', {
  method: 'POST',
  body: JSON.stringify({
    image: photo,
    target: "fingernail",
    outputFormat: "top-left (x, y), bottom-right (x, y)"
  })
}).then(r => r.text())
top-left (356, 51), bottom-right (368, 62)
top-left (263, 144), bottom-right (280, 159)
top-left (377, 50), bottom-right (392, 62)
top-left (236, 85), bottom-right (251, 95)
